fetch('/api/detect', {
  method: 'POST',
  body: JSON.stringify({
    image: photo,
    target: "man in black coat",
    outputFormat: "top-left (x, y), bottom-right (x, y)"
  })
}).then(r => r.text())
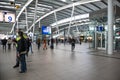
top-left (17, 31), bottom-right (27, 73)
top-left (1, 38), bottom-right (7, 51)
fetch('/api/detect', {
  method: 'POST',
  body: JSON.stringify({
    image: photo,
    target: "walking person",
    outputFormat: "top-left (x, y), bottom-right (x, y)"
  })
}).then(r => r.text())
top-left (29, 38), bottom-right (33, 53)
top-left (26, 37), bottom-right (30, 56)
top-left (50, 38), bottom-right (54, 49)
top-left (55, 38), bottom-right (58, 46)
top-left (47, 39), bottom-right (50, 46)
top-left (43, 37), bottom-right (47, 50)
top-left (7, 37), bottom-right (12, 50)
top-left (36, 38), bottom-right (41, 50)
top-left (1, 38), bottom-right (7, 51)
top-left (71, 37), bottom-right (75, 51)
top-left (79, 38), bottom-right (82, 45)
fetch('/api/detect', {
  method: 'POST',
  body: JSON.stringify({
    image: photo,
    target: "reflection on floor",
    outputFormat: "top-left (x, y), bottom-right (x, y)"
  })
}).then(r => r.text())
top-left (0, 43), bottom-right (120, 80)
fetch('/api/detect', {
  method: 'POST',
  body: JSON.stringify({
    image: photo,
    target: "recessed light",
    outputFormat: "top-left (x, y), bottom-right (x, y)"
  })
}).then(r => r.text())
top-left (61, 0), bottom-right (66, 2)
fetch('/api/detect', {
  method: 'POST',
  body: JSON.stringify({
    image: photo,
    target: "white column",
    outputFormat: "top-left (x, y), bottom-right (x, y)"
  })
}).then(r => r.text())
top-left (33, 0), bottom-right (38, 40)
top-left (108, 0), bottom-right (113, 54)
top-left (39, 21), bottom-right (41, 35)
top-left (75, 22), bottom-right (80, 43)
top-left (94, 25), bottom-right (97, 49)
top-left (25, 8), bottom-right (28, 31)
top-left (67, 4), bottom-right (75, 37)
top-left (54, 11), bottom-right (59, 35)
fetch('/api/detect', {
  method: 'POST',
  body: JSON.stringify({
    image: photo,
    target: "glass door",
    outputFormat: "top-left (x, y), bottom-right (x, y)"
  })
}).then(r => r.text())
top-left (97, 32), bottom-right (106, 49)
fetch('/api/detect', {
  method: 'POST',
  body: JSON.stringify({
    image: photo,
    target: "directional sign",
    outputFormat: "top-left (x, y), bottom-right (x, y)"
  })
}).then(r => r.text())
top-left (5, 13), bottom-right (15, 22)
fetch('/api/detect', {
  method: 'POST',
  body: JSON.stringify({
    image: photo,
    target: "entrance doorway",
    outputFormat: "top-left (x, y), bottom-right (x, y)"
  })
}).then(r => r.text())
top-left (96, 32), bottom-right (106, 50)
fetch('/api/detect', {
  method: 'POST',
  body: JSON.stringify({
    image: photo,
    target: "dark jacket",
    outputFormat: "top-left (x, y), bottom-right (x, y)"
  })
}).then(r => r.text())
top-left (1, 39), bottom-right (7, 45)
top-left (71, 39), bottom-right (75, 46)
top-left (17, 37), bottom-right (27, 54)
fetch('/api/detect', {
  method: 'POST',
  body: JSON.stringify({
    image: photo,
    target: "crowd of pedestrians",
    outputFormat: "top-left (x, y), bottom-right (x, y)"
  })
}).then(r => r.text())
top-left (0, 29), bottom-right (81, 73)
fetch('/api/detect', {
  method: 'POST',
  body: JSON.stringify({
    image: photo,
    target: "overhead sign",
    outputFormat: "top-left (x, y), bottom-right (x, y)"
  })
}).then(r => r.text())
top-left (96, 26), bottom-right (104, 32)
top-left (5, 13), bottom-right (15, 22)
top-left (42, 26), bottom-right (51, 35)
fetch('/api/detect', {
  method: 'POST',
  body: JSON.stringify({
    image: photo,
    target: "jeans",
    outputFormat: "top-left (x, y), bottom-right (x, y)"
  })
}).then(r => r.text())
top-left (20, 54), bottom-right (27, 72)
top-left (38, 43), bottom-right (40, 50)
top-left (3, 45), bottom-right (6, 51)
top-left (71, 43), bottom-right (75, 51)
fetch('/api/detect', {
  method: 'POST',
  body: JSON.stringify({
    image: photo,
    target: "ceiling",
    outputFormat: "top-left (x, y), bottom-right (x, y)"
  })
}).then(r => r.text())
top-left (0, 0), bottom-right (120, 34)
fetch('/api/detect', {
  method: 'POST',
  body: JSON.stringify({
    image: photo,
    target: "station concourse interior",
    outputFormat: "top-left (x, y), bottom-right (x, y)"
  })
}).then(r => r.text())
top-left (0, 0), bottom-right (120, 80)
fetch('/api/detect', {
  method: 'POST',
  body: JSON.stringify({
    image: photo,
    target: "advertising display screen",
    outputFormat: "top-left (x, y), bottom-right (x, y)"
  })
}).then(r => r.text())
top-left (5, 13), bottom-right (15, 22)
top-left (0, 12), bottom-right (3, 21)
top-left (42, 26), bottom-right (51, 35)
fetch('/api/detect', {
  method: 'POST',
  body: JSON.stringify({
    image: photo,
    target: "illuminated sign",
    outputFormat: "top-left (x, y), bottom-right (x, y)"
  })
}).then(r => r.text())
top-left (5, 13), bottom-right (15, 22)
top-left (96, 26), bottom-right (104, 32)
top-left (42, 26), bottom-right (51, 35)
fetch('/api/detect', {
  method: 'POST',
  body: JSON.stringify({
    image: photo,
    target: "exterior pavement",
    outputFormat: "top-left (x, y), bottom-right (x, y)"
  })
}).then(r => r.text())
top-left (0, 43), bottom-right (120, 80)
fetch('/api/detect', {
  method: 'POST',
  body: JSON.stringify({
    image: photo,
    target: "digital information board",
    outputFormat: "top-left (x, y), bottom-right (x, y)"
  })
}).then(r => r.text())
top-left (42, 26), bottom-right (51, 35)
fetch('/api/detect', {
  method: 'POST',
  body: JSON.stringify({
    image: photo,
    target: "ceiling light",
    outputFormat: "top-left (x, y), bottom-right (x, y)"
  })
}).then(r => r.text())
top-left (28, 12), bottom-right (34, 14)
top-left (9, 0), bottom-right (15, 1)
top-left (37, 7), bottom-right (51, 11)
top-left (37, 4), bottom-right (53, 9)
top-left (0, 5), bottom-right (15, 9)
top-left (51, 13), bottom-right (89, 26)
top-left (61, 0), bottom-right (66, 2)
top-left (0, 2), bottom-right (10, 5)
top-left (28, 15), bottom-right (34, 16)
top-left (30, 10), bottom-right (45, 14)
top-left (29, 7), bottom-right (35, 10)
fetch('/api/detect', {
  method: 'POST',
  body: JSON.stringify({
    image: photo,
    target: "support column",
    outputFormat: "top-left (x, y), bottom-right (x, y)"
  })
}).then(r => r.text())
top-left (75, 22), bottom-right (80, 43)
top-left (39, 21), bottom-right (41, 38)
top-left (25, 8), bottom-right (28, 32)
top-left (33, 0), bottom-right (38, 40)
top-left (108, 0), bottom-right (113, 54)
top-left (54, 11), bottom-right (59, 35)
top-left (67, 4), bottom-right (75, 37)
top-left (94, 25), bottom-right (97, 49)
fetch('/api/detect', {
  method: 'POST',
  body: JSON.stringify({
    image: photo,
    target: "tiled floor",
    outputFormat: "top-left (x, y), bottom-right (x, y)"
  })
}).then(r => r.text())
top-left (0, 43), bottom-right (120, 80)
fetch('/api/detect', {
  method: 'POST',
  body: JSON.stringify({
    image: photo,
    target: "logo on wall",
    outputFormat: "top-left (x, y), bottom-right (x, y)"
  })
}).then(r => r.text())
top-left (8, 16), bottom-right (12, 22)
